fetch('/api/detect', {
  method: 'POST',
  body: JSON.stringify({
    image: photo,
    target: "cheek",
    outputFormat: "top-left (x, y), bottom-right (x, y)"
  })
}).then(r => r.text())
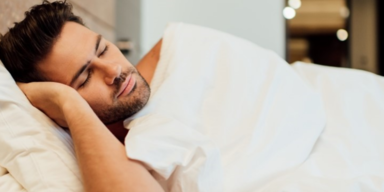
top-left (78, 84), bottom-right (113, 110)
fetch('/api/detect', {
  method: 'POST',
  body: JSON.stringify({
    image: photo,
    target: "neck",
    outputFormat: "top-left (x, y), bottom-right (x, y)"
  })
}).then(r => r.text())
top-left (106, 121), bottom-right (128, 143)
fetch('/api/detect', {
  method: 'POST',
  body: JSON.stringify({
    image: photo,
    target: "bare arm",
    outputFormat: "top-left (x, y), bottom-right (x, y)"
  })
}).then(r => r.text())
top-left (18, 83), bottom-right (164, 192)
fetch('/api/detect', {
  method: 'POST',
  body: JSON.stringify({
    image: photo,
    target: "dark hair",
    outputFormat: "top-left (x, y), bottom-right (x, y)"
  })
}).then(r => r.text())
top-left (0, 0), bottom-right (84, 82)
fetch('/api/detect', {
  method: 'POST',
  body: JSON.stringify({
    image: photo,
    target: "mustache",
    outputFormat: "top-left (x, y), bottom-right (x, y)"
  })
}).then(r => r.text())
top-left (112, 72), bottom-right (130, 97)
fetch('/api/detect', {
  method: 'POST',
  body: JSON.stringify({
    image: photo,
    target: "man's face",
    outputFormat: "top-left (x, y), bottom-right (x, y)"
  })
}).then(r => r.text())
top-left (38, 22), bottom-right (150, 124)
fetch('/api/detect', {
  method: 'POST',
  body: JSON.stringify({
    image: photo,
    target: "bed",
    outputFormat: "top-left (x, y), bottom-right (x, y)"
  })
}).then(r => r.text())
top-left (1, 23), bottom-right (383, 192)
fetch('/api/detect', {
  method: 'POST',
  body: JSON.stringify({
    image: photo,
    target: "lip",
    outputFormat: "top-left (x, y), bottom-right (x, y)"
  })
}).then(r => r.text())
top-left (117, 74), bottom-right (135, 98)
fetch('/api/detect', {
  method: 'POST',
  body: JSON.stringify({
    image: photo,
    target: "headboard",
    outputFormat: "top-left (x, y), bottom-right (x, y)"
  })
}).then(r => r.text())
top-left (0, 0), bottom-right (115, 42)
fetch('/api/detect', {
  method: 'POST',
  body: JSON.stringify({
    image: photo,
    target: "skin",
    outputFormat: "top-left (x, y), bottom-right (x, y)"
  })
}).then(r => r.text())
top-left (38, 21), bottom-right (154, 129)
top-left (18, 22), bottom-right (164, 192)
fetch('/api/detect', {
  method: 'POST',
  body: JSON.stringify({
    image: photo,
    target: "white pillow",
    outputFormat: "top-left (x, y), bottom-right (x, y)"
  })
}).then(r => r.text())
top-left (0, 166), bottom-right (26, 192)
top-left (0, 61), bottom-right (83, 191)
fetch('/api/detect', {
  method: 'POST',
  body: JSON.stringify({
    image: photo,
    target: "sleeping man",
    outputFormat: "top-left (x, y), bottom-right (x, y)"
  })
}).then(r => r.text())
top-left (1, 1), bottom-right (384, 192)
top-left (0, 1), bottom-right (163, 191)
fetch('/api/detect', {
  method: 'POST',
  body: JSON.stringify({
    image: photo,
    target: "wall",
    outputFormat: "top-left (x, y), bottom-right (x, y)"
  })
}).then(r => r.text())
top-left (0, 0), bottom-right (115, 42)
top-left (117, 0), bottom-right (286, 64)
top-left (350, 0), bottom-right (377, 73)
top-left (116, 0), bottom-right (142, 64)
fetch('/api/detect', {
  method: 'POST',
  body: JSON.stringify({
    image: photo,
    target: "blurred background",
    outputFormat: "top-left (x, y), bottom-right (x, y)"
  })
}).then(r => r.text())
top-left (286, 0), bottom-right (379, 74)
top-left (0, 0), bottom-right (382, 75)
top-left (0, 0), bottom-right (116, 44)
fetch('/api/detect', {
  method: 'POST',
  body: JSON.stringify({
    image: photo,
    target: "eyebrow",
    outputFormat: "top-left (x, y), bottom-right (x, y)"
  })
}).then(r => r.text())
top-left (69, 34), bottom-right (102, 86)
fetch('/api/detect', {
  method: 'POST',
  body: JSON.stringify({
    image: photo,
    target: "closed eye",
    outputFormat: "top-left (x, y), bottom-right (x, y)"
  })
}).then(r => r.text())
top-left (99, 45), bottom-right (109, 57)
top-left (79, 68), bottom-right (93, 88)
top-left (78, 45), bottom-right (108, 88)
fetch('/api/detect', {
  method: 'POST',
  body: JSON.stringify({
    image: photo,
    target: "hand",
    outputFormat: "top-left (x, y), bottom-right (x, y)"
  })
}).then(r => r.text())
top-left (17, 82), bottom-right (83, 127)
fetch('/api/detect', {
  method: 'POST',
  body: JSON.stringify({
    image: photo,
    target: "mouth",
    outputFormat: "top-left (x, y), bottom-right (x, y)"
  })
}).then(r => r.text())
top-left (116, 74), bottom-right (136, 98)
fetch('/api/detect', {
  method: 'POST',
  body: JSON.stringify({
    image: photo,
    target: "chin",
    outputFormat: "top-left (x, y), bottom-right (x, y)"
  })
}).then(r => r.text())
top-left (96, 73), bottom-right (151, 124)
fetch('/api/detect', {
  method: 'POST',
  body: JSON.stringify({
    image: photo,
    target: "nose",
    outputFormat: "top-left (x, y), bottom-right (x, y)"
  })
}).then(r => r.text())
top-left (94, 58), bottom-right (122, 85)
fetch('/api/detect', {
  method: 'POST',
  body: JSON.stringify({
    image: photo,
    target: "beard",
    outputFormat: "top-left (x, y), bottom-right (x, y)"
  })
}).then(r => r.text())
top-left (95, 71), bottom-right (151, 125)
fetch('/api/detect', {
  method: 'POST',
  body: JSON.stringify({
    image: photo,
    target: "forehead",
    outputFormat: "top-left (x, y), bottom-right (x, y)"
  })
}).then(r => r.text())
top-left (38, 22), bottom-right (99, 84)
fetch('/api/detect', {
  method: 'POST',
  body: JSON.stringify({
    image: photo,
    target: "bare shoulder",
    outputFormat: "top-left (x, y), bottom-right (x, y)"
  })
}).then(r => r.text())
top-left (136, 39), bottom-right (163, 84)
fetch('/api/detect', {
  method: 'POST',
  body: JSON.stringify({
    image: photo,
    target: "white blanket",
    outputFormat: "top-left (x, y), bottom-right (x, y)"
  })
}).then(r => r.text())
top-left (124, 23), bottom-right (326, 192)
top-left (267, 62), bottom-right (384, 192)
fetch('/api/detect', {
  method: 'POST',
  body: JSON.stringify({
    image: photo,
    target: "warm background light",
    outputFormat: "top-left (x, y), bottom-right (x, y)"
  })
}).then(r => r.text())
top-left (337, 29), bottom-right (349, 41)
top-left (289, 0), bottom-right (302, 9)
top-left (283, 7), bottom-right (296, 20)
top-left (339, 7), bottom-right (350, 18)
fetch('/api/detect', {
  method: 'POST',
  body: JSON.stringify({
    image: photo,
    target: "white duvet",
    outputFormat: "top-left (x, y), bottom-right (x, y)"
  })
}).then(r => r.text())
top-left (124, 23), bottom-right (384, 191)
top-left (120, 22), bottom-right (383, 192)
top-left (1, 22), bottom-right (384, 192)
